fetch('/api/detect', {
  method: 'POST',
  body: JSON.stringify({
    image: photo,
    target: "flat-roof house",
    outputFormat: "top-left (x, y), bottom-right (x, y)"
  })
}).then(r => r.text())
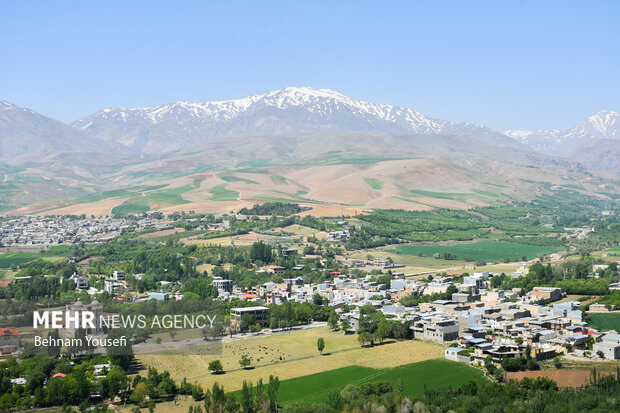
top-left (593, 340), bottom-right (620, 360)
top-left (530, 287), bottom-right (562, 302)
top-left (445, 347), bottom-right (471, 363)
top-left (113, 270), bottom-right (125, 281)
top-left (148, 292), bottom-right (169, 301)
top-left (230, 306), bottom-right (270, 326)
top-left (213, 277), bottom-right (234, 294)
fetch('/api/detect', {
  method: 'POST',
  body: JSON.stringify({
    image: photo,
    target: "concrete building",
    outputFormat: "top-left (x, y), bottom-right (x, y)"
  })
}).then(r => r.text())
top-left (65, 300), bottom-right (104, 336)
top-left (445, 347), bottom-right (471, 362)
top-left (113, 271), bottom-right (125, 281)
top-left (413, 318), bottom-right (459, 343)
top-left (530, 287), bottom-right (562, 302)
top-left (0, 328), bottom-right (21, 359)
top-left (104, 280), bottom-right (125, 296)
top-left (213, 277), bottom-right (234, 294)
top-left (230, 306), bottom-right (270, 327)
top-left (148, 292), bottom-right (169, 301)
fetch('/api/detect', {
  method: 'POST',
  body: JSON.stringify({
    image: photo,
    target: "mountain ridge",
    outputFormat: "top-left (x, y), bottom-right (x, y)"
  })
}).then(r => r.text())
top-left (0, 100), bottom-right (115, 158)
top-left (71, 86), bottom-right (523, 154)
top-left (505, 110), bottom-right (620, 155)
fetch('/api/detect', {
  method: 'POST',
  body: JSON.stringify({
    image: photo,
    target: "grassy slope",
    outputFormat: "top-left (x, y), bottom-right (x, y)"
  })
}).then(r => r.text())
top-left (243, 359), bottom-right (487, 405)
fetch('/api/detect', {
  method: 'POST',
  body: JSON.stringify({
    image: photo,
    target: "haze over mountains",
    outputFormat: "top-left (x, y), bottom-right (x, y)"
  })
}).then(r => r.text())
top-left (1, 87), bottom-right (618, 168)
top-left (71, 87), bottom-right (522, 154)
top-left (0, 101), bottom-right (111, 157)
top-left (0, 87), bottom-right (618, 215)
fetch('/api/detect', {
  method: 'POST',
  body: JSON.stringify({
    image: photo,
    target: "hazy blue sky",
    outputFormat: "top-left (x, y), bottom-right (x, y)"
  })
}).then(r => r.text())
top-left (1, 0), bottom-right (618, 131)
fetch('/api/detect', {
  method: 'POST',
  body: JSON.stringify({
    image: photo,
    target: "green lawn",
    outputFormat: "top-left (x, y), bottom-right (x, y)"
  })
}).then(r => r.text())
top-left (237, 359), bottom-right (487, 406)
top-left (386, 240), bottom-right (563, 263)
top-left (587, 313), bottom-right (620, 332)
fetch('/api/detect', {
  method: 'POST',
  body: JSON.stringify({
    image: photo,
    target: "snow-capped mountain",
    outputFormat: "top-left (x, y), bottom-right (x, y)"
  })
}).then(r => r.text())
top-left (72, 87), bottom-right (521, 154)
top-left (0, 101), bottom-right (111, 158)
top-left (505, 110), bottom-right (620, 155)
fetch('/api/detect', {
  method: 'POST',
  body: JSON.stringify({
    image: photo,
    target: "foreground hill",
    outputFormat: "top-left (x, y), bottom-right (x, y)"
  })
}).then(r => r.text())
top-left (1, 131), bottom-right (616, 216)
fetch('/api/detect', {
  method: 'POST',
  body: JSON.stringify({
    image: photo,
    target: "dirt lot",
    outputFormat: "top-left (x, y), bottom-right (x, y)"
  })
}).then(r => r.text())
top-left (140, 228), bottom-right (185, 237)
top-left (506, 370), bottom-right (618, 387)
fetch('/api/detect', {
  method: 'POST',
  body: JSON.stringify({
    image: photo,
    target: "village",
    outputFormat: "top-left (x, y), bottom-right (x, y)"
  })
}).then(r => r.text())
top-left (219, 267), bottom-right (620, 365)
top-left (46, 249), bottom-right (620, 368)
top-left (0, 215), bottom-right (164, 246)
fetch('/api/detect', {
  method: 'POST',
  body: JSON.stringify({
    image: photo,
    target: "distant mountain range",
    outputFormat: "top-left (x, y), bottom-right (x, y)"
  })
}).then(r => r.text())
top-left (505, 110), bottom-right (620, 155)
top-left (0, 87), bottom-right (618, 174)
top-left (0, 101), bottom-right (110, 157)
top-left (70, 87), bottom-right (521, 154)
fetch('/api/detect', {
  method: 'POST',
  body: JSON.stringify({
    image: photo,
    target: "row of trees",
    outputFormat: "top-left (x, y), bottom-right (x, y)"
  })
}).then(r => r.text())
top-left (187, 376), bottom-right (281, 413)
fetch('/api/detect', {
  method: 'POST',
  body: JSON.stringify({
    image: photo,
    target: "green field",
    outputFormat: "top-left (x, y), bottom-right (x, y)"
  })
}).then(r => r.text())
top-left (220, 174), bottom-right (259, 185)
top-left (587, 313), bottom-right (620, 332)
top-left (111, 199), bottom-right (151, 215)
top-left (209, 184), bottom-right (240, 201)
top-left (364, 178), bottom-right (384, 190)
top-left (0, 252), bottom-right (37, 268)
top-left (238, 359), bottom-right (487, 406)
top-left (386, 240), bottom-right (563, 263)
top-left (107, 184), bottom-right (194, 215)
top-left (0, 249), bottom-right (69, 269)
top-left (271, 175), bottom-right (288, 185)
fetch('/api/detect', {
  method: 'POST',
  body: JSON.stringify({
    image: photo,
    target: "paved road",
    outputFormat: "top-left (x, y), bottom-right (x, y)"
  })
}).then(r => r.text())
top-left (133, 321), bottom-right (327, 354)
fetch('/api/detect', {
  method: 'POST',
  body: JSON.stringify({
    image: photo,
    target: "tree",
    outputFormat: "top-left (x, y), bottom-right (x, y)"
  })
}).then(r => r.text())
top-left (223, 316), bottom-right (233, 338)
top-left (47, 329), bottom-right (61, 356)
top-left (210, 323), bottom-right (224, 340)
top-left (358, 332), bottom-right (371, 347)
top-left (341, 319), bottom-right (351, 334)
top-left (317, 337), bottom-right (325, 355)
top-left (107, 329), bottom-right (133, 370)
top-left (107, 367), bottom-right (128, 400)
top-left (192, 383), bottom-right (204, 401)
top-left (597, 350), bottom-right (605, 359)
top-left (132, 382), bottom-right (149, 407)
top-left (250, 241), bottom-right (272, 263)
top-left (240, 380), bottom-right (253, 413)
top-left (208, 360), bottom-right (224, 374)
top-left (553, 357), bottom-right (562, 369)
top-left (328, 315), bottom-right (339, 330)
top-left (239, 354), bottom-right (251, 369)
top-left (267, 375), bottom-right (279, 413)
top-left (210, 382), bottom-right (226, 412)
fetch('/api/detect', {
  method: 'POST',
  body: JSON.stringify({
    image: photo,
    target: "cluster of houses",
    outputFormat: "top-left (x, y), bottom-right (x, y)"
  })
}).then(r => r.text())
top-left (0, 216), bottom-right (160, 245)
top-left (218, 269), bottom-right (620, 363)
